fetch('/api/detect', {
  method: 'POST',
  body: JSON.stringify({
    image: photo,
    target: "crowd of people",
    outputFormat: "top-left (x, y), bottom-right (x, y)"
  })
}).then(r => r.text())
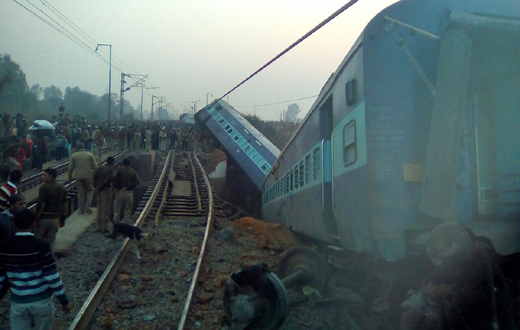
top-left (1, 110), bottom-right (205, 182)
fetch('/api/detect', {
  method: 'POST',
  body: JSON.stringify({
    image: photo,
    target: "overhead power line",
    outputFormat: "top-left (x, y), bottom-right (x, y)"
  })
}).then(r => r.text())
top-left (234, 95), bottom-right (319, 108)
top-left (40, 0), bottom-right (140, 75)
top-left (13, 0), bottom-right (140, 77)
top-left (218, 0), bottom-right (360, 102)
top-left (13, 0), bottom-right (105, 62)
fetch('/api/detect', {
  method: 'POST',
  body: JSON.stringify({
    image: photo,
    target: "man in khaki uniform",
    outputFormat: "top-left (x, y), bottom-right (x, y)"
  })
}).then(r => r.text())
top-left (68, 142), bottom-right (97, 214)
top-left (35, 168), bottom-right (67, 251)
top-left (93, 156), bottom-right (114, 233)
top-left (111, 158), bottom-right (140, 226)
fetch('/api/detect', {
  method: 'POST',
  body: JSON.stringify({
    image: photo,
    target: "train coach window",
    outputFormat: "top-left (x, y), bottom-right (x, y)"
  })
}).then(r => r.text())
top-left (225, 125), bottom-right (230, 130)
top-left (234, 136), bottom-right (240, 141)
top-left (295, 167), bottom-right (299, 189)
top-left (261, 163), bottom-right (268, 172)
top-left (343, 121), bottom-right (356, 166)
top-left (313, 148), bottom-right (321, 180)
top-left (305, 155), bottom-right (311, 184)
top-left (299, 161), bottom-right (304, 187)
top-left (219, 119), bottom-right (225, 124)
top-left (345, 79), bottom-right (357, 106)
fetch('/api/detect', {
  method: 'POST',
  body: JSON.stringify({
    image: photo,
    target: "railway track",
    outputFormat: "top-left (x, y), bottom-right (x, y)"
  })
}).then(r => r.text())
top-left (66, 151), bottom-right (218, 329)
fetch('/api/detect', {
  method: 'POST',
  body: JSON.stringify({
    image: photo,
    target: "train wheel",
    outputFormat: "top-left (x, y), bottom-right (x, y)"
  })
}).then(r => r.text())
top-left (277, 246), bottom-right (329, 294)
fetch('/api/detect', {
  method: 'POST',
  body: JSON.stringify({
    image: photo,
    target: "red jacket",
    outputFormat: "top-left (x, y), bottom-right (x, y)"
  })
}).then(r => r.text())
top-left (17, 148), bottom-right (26, 172)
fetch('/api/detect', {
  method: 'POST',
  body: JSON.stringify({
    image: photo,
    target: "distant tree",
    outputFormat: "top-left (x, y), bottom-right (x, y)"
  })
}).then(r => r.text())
top-left (43, 85), bottom-right (63, 111)
top-left (0, 54), bottom-right (30, 113)
top-left (244, 114), bottom-right (264, 132)
top-left (0, 54), bottom-right (43, 117)
top-left (244, 114), bottom-right (298, 149)
top-left (29, 83), bottom-right (42, 99)
top-left (64, 86), bottom-right (98, 118)
top-left (284, 103), bottom-right (301, 123)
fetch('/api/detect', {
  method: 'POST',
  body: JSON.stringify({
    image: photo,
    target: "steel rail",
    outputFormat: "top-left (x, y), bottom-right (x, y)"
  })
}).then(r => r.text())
top-left (177, 151), bottom-right (215, 330)
top-left (68, 151), bottom-right (173, 330)
top-left (188, 154), bottom-right (203, 212)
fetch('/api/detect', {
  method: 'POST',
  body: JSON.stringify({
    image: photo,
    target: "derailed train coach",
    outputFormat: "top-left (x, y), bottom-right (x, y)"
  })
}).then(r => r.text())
top-left (196, 99), bottom-right (281, 190)
top-left (262, 0), bottom-right (520, 264)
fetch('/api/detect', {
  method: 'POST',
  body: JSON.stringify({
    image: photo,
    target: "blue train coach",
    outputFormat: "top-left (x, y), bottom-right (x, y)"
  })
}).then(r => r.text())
top-left (196, 100), bottom-right (280, 190)
top-left (262, 0), bottom-right (520, 263)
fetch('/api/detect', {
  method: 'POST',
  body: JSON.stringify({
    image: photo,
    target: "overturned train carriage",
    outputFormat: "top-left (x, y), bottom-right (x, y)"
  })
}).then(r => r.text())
top-left (196, 100), bottom-right (280, 190)
top-left (262, 0), bottom-right (520, 265)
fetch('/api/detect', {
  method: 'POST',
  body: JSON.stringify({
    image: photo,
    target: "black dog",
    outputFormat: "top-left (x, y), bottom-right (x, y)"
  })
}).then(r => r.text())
top-left (111, 222), bottom-right (144, 240)
top-left (107, 217), bottom-right (146, 259)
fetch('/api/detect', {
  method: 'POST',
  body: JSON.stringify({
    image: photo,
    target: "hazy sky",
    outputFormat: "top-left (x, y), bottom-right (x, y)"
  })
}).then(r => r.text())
top-left (1, 0), bottom-right (398, 120)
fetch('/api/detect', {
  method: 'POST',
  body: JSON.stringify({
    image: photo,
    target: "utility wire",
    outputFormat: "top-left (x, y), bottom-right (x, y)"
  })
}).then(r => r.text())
top-left (24, 0), bottom-right (94, 53)
top-left (13, 0), bottom-right (107, 63)
top-left (218, 0), bottom-right (359, 101)
top-left (41, 0), bottom-right (140, 75)
top-left (14, 0), bottom-right (137, 76)
top-left (235, 95), bottom-right (318, 108)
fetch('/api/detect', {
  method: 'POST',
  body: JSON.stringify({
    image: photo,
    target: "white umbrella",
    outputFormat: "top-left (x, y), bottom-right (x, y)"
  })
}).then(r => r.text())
top-left (28, 120), bottom-right (55, 131)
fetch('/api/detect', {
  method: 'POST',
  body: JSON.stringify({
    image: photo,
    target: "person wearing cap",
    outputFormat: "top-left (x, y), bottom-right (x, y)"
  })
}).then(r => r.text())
top-left (68, 142), bottom-right (97, 215)
top-left (35, 168), bottom-right (67, 250)
top-left (0, 194), bottom-right (26, 242)
top-left (111, 158), bottom-right (140, 226)
top-left (0, 208), bottom-right (71, 330)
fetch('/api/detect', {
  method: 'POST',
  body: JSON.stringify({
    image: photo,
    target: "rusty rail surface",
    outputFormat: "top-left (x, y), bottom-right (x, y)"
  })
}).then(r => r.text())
top-left (177, 152), bottom-right (215, 330)
top-left (68, 151), bottom-right (172, 330)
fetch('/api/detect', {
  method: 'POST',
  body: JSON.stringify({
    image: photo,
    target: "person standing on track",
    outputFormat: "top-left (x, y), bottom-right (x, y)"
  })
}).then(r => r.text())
top-left (93, 156), bottom-right (115, 234)
top-left (68, 142), bottom-right (97, 215)
top-left (145, 127), bottom-right (152, 151)
top-left (169, 128), bottom-right (178, 150)
top-left (111, 158), bottom-right (140, 228)
top-left (0, 170), bottom-right (22, 212)
top-left (118, 126), bottom-right (126, 151)
top-left (35, 168), bottom-right (68, 251)
top-left (192, 130), bottom-right (201, 153)
top-left (93, 126), bottom-right (104, 162)
top-left (0, 208), bottom-right (71, 330)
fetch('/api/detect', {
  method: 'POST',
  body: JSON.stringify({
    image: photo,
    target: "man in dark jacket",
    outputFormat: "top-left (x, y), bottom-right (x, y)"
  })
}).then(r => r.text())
top-left (93, 156), bottom-right (115, 234)
top-left (35, 168), bottom-right (68, 251)
top-left (0, 194), bottom-right (26, 242)
top-left (111, 158), bottom-right (140, 226)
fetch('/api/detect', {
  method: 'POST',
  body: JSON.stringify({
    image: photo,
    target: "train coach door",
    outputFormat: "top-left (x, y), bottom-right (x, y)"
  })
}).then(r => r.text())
top-left (319, 96), bottom-right (338, 238)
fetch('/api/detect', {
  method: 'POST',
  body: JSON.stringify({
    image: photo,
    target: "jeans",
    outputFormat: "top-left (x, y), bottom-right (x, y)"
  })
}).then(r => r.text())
top-left (11, 297), bottom-right (54, 330)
